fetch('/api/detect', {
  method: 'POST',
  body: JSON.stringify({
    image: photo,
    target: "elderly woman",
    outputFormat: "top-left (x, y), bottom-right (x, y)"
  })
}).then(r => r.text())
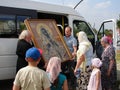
top-left (74, 31), bottom-right (93, 90)
top-left (46, 57), bottom-right (68, 90)
top-left (16, 30), bottom-right (33, 72)
top-left (100, 36), bottom-right (117, 90)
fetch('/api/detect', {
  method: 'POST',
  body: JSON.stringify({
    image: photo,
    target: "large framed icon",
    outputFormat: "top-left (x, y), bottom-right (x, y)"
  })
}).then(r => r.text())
top-left (24, 19), bottom-right (72, 62)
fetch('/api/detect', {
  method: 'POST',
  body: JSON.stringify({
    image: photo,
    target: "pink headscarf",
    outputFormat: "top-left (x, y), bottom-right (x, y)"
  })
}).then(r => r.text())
top-left (46, 57), bottom-right (61, 83)
top-left (101, 36), bottom-right (110, 44)
top-left (107, 36), bottom-right (112, 44)
top-left (92, 58), bottom-right (102, 68)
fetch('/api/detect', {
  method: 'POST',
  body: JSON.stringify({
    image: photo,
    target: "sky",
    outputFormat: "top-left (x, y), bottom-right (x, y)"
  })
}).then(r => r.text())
top-left (29, 0), bottom-right (120, 30)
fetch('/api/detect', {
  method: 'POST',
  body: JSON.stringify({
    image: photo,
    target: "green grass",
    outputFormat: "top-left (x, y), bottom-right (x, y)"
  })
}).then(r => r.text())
top-left (116, 51), bottom-right (120, 90)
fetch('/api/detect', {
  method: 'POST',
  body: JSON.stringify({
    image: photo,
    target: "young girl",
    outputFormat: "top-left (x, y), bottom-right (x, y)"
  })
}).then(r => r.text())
top-left (46, 57), bottom-right (68, 90)
top-left (87, 58), bottom-right (102, 90)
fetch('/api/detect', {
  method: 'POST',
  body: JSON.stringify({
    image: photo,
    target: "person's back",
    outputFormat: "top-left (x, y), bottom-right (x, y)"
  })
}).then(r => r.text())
top-left (15, 66), bottom-right (50, 90)
top-left (50, 73), bottom-right (66, 90)
top-left (87, 58), bottom-right (102, 90)
top-left (76, 31), bottom-right (93, 68)
top-left (46, 57), bottom-right (68, 90)
top-left (16, 30), bottom-right (33, 72)
top-left (88, 68), bottom-right (102, 90)
top-left (85, 43), bottom-right (93, 66)
top-left (13, 47), bottom-right (50, 90)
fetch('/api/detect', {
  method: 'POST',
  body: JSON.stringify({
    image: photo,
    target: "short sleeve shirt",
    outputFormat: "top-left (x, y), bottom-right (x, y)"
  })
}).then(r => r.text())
top-left (64, 36), bottom-right (77, 53)
top-left (14, 66), bottom-right (51, 90)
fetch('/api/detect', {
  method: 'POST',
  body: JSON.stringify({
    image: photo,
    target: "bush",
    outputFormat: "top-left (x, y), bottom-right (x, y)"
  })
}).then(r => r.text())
top-left (117, 20), bottom-right (120, 29)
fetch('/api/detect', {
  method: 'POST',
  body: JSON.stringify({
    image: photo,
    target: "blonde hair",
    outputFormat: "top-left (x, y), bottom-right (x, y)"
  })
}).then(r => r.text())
top-left (19, 30), bottom-right (30, 39)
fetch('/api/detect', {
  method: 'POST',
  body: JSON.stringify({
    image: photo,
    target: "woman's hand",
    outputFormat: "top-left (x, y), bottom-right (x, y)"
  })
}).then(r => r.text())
top-left (44, 61), bottom-right (48, 69)
top-left (72, 52), bottom-right (76, 60)
top-left (74, 69), bottom-right (77, 75)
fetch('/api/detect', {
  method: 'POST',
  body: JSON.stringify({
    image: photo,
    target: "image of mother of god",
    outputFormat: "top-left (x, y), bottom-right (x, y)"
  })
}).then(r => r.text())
top-left (38, 27), bottom-right (64, 61)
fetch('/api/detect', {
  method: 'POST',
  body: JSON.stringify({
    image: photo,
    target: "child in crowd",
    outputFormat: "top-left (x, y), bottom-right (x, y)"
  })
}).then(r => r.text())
top-left (13, 47), bottom-right (51, 90)
top-left (87, 58), bottom-right (102, 90)
top-left (46, 57), bottom-right (68, 90)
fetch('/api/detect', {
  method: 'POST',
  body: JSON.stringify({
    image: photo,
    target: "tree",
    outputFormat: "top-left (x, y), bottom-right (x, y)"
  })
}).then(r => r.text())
top-left (93, 28), bottom-right (98, 34)
top-left (117, 19), bottom-right (120, 29)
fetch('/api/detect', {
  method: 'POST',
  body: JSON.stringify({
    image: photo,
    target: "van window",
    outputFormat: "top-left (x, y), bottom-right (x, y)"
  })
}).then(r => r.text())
top-left (17, 16), bottom-right (30, 35)
top-left (0, 15), bottom-right (30, 38)
top-left (0, 14), bottom-right (16, 38)
top-left (38, 13), bottom-right (68, 35)
top-left (96, 21), bottom-right (114, 59)
top-left (73, 20), bottom-right (94, 38)
top-left (97, 21), bottom-right (113, 40)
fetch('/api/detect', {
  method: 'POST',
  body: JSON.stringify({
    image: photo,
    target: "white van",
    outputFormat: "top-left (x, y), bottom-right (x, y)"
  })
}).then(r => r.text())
top-left (0, 0), bottom-right (95, 80)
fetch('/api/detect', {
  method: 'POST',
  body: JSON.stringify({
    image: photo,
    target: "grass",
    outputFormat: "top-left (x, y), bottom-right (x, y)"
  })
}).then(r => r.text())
top-left (116, 50), bottom-right (120, 90)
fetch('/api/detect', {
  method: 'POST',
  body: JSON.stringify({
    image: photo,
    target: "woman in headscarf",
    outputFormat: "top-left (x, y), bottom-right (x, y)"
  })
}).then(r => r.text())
top-left (74, 31), bottom-right (93, 90)
top-left (46, 57), bottom-right (68, 90)
top-left (100, 36), bottom-right (117, 90)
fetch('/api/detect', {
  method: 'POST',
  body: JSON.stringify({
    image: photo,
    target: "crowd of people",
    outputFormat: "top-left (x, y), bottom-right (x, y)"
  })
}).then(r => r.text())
top-left (13, 27), bottom-right (117, 90)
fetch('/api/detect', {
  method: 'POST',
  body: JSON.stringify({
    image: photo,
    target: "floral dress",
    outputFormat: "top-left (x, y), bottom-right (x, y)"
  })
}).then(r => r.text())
top-left (101, 45), bottom-right (117, 89)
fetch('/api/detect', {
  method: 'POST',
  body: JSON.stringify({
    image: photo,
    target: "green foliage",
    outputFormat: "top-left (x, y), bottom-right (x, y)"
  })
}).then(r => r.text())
top-left (104, 29), bottom-right (109, 35)
top-left (20, 23), bottom-right (27, 30)
top-left (117, 20), bottom-right (120, 28)
top-left (93, 28), bottom-right (98, 34)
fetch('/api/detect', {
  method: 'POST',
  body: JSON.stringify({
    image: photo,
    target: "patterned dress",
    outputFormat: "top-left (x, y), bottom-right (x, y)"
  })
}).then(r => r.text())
top-left (101, 45), bottom-right (117, 89)
top-left (76, 66), bottom-right (91, 90)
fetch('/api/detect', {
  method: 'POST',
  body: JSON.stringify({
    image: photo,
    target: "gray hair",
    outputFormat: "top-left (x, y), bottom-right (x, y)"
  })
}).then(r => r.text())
top-left (19, 30), bottom-right (30, 39)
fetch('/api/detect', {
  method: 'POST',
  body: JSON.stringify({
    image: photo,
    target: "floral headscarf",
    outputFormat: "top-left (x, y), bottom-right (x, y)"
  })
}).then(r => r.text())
top-left (46, 57), bottom-right (61, 83)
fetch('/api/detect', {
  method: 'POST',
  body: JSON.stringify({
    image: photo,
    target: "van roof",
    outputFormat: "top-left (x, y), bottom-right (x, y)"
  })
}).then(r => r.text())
top-left (0, 0), bottom-right (81, 16)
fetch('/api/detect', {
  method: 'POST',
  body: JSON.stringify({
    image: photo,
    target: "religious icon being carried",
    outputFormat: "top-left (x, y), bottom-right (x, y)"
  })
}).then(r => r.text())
top-left (25, 19), bottom-right (72, 62)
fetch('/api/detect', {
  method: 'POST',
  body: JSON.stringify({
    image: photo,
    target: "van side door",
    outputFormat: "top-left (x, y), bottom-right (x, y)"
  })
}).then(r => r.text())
top-left (73, 20), bottom-right (95, 52)
top-left (96, 19), bottom-right (116, 59)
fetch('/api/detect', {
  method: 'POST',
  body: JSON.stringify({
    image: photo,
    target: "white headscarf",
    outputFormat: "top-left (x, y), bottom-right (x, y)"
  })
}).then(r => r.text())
top-left (78, 31), bottom-right (90, 43)
top-left (77, 31), bottom-right (91, 50)
top-left (92, 58), bottom-right (102, 68)
top-left (77, 31), bottom-right (93, 70)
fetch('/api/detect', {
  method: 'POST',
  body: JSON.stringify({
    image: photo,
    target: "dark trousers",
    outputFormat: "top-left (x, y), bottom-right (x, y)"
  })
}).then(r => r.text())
top-left (61, 60), bottom-right (77, 89)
